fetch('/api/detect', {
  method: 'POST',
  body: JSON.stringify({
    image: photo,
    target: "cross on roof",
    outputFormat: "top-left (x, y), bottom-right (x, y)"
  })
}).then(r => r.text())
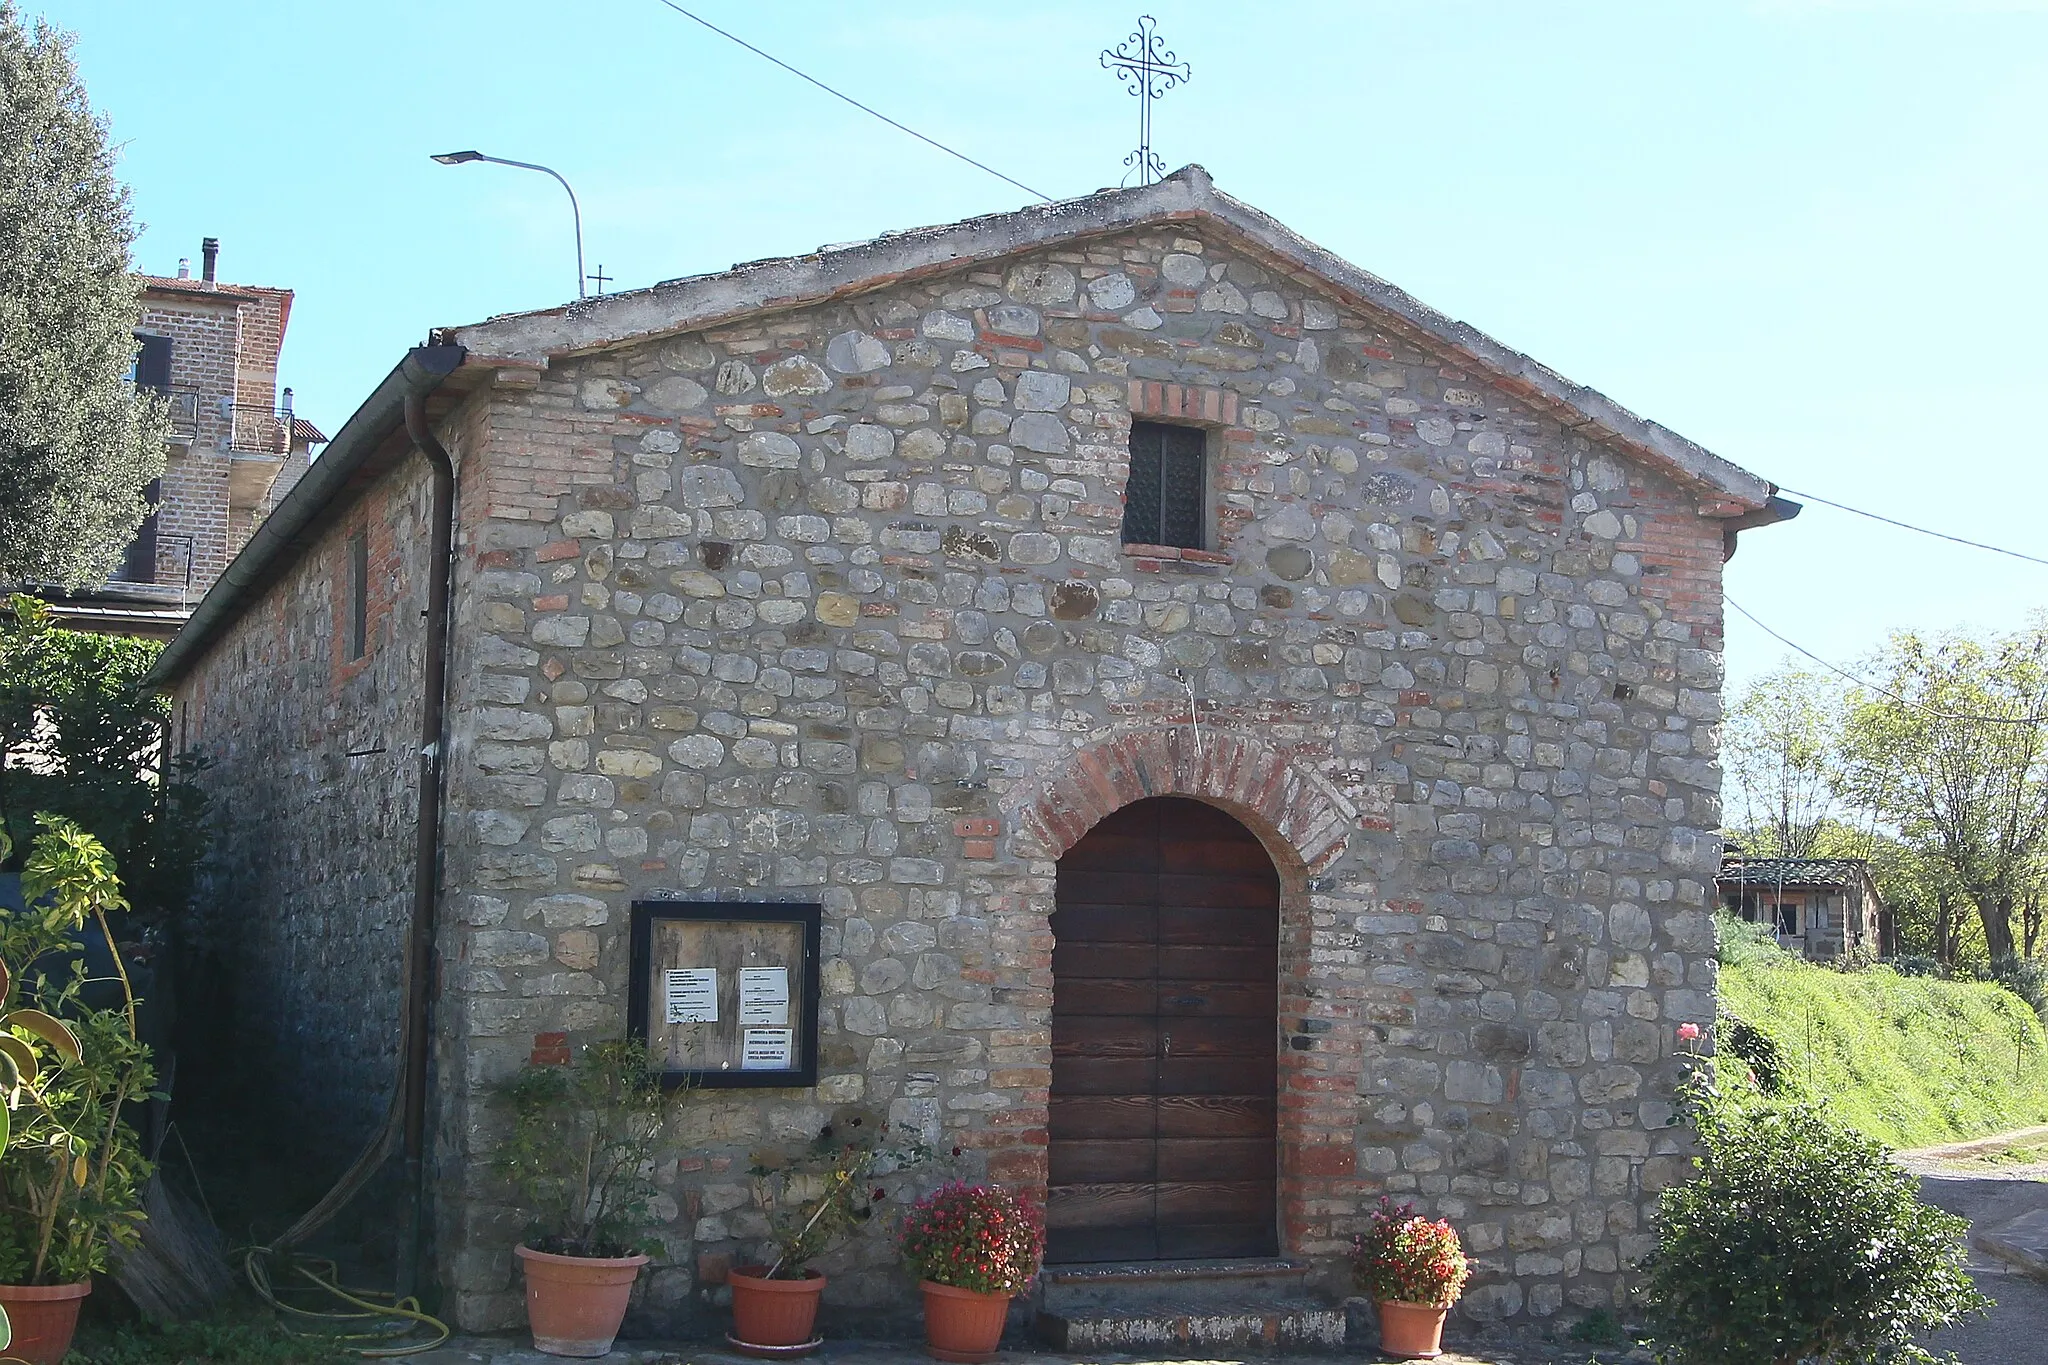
top-left (1101, 15), bottom-right (1191, 187)
top-left (586, 264), bottom-right (613, 296)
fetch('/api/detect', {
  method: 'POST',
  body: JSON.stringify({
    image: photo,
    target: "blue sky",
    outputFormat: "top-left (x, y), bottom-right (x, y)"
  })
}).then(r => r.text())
top-left (46, 0), bottom-right (2048, 696)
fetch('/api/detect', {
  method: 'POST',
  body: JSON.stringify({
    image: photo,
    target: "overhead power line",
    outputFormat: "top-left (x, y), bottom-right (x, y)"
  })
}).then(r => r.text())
top-left (1726, 596), bottom-right (2048, 726)
top-left (1777, 485), bottom-right (2048, 569)
top-left (649, 0), bottom-right (1056, 204)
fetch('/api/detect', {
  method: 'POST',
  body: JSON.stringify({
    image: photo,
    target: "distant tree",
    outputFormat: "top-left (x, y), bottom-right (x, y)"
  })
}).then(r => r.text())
top-left (1724, 667), bottom-right (1849, 859)
top-left (0, 3), bottom-right (166, 588)
top-left (1844, 624), bottom-right (2048, 968)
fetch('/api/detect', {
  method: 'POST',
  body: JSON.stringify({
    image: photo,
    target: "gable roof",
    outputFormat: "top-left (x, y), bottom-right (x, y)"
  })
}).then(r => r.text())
top-left (148, 167), bottom-right (1788, 690)
top-left (1718, 857), bottom-right (1876, 891)
top-left (447, 164), bottom-right (1779, 512)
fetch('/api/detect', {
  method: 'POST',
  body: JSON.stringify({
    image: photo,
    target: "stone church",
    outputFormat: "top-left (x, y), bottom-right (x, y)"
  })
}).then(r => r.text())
top-left (146, 167), bottom-right (1795, 1338)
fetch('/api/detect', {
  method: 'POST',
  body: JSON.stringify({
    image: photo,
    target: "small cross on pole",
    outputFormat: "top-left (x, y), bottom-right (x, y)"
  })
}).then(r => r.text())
top-left (586, 264), bottom-right (613, 296)
top-left (1101, 15), bottom-right (1191, 186)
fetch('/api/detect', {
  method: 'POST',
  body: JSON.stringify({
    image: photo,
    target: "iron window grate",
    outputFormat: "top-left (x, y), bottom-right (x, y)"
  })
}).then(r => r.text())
top-left (1121, 421), bottom-right (1205, 549)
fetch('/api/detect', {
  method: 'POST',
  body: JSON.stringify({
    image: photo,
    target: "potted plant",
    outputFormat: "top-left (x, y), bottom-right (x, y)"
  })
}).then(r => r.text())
top-left (1350, 1196), bottom-right (1470, 1360)
top-left (0, 818), bottom-right (156, 1365)
top-left (729, 1117), bottom-right (931, 1355)
top-left (492, 1038), bottom-right (687, 1357)
top-left (898, 1182), bottom-right (1044, 1364)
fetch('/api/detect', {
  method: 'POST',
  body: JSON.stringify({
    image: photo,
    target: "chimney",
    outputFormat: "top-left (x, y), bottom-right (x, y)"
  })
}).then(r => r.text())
top-left (201, 237), bottom-right (219, 283)
top-left (177, 258), bottom-right (190, 279)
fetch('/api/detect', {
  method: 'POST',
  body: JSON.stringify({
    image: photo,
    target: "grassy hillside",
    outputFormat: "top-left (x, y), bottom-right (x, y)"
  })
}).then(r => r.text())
top-left (1717, 921), bottom-right (2048, 1149)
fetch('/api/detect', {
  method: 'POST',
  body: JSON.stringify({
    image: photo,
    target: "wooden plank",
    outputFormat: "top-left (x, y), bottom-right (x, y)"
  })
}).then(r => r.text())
top-left (1155, 1181), bottom-right (1274, 1223)
top-left (1159, 1056), bottom-right (1272, 1094)
top-left (1052, 1015), bottom-right (1157, 1058)
top-left (1050, 1138), bottom-right (1157, 1183)
top-left (1046, 1182), bottom-right (1155, 1228)
top-left (1162, 1016), bottom-right (1271, 1058)
top-left (1156, 874), bottom-right (1282, 910)
top-left (1155, 981), bottom-right (1274, 1017)
top-left (1157, 1094), bottom-right (1273, 1138)
top-left (1157, 1224), bottom-right (1278, 1258)
top-left (1052, 943), bottom-right (1158, 979)
top-left (1157, 1138), bottom-right (1274, 1182)
top-left (1050, 1095), bottom-right (1157, 1139)
top-left (1054, 980), bottom-right (1160, 1016)
top-left (1046, 1225), bottom-right (1156, 1263)
top-left (1049, 903), bottom-right (1158, 941)
top-left (1049, 1057), bottom-right (1157, 1095)
top-left (1158, 944), bottom-right (1270, 981)
top-left (1158, 904), bottom-right (1280, 944)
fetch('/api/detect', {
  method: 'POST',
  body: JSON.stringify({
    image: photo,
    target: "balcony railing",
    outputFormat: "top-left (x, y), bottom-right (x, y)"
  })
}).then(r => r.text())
top-left (151, 385), bottom-right (202, 443)
top-left (229, 403), bottom-right (291, 455)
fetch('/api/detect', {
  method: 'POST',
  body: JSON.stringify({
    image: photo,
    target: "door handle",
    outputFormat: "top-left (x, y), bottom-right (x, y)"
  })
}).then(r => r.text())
top-left (1162, 1033), bottom-right (1171, 1057)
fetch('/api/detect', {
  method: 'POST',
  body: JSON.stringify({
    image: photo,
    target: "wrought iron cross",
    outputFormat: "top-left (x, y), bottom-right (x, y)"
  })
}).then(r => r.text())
top-left (586, 263), bottom-right (613, 296)
top-left (1101, 15), bottom-right (1191, 186)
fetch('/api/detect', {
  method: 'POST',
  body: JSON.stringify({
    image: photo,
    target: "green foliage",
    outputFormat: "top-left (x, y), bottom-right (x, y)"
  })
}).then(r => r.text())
top-left (490, 1039), bottom-right (684, 1258)
top-left (749, 1114), bottom-right (933, 1278)
top-left (1568, 1308), bottom-right (1625, 1345)
top-left (1723, 668), bottom-right (1848, 860)
top-left (1714, 1009), bottom-right (1784, 1095)
top-left (73, 1301), bottom-right (348, 1365)
top-left (1643, 1079), bottom-right (1987, 1365)
top-left (0, 596), bottom-right (208, 922)
top-left (0, 815), bottom-right (154, 1284)
top-left (1718, 939), bottom-right (2048, 1148)
top-left (0, 4), bottom-right (168, 587)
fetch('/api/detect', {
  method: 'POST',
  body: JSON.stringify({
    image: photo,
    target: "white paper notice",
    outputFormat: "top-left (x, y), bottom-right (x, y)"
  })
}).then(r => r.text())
top-left (738, 967), bottom-right (791, 1026)
top-left (664, 968), bottom-right (718, 1024)
top-left (740, 1028), bottom-right (794, 1070)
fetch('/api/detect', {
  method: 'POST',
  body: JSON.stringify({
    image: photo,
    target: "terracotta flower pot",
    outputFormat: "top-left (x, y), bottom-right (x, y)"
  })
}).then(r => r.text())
top-left (0, 1281), bottom-right (92, 1365)
top-left (514, 1244), bottom-right (648, 1357)
top-left (918, 1280), bottom-right (1011, 1364)
top-left (1376, 1298), bottom-right (1450, 1360)
top-left (726, 1265), bottom-right (827, 1353)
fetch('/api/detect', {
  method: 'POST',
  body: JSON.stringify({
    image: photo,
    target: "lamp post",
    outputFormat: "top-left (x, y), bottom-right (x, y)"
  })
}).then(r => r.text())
top-left (430, 150), bottom-right (586, 300)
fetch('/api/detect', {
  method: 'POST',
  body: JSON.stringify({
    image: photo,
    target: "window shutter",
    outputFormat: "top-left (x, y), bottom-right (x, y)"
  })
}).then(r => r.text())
top-left (134, 335), bottom-right (172, 392)
top-left (115, 479), bottom-right (162, 584)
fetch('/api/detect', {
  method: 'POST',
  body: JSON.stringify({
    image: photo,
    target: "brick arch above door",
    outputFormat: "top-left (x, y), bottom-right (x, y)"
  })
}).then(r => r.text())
top-left (1005, 725), bottom-right (1359, 875)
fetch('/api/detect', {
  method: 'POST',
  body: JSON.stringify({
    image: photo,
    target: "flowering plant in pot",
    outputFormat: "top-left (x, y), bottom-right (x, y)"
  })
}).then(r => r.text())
top-left (728, 1116), bottom-right (932, 1354)
top-left (898, 1183), bottom-right (1044, 1364)
top-left (1350, 1197), bottom-right (1470, 1360)
top-left (0, 818), bottom-right (157, 1365)
top-left (492, 1039), bottom-right (687, 1357)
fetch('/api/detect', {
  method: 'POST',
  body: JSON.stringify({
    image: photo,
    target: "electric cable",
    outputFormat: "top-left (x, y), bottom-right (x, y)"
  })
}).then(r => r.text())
top-left (649, 0), bottom-right (1055, 204)
top-left (1776, 485), bottom-right (2048, 569)
top-left (1727, 596), bottom-right (2048, 726)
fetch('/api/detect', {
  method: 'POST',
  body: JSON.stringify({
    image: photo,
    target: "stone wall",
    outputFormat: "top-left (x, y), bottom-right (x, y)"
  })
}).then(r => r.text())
top-left (424, 225), bottom-right (1729, 1332)
top-left (174, 448), bottom-right (442, 1156)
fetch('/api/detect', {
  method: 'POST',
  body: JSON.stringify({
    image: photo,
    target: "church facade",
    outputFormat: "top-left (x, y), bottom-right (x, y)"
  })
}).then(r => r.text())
top-left (148, 168), bottom-right (1793, 1334)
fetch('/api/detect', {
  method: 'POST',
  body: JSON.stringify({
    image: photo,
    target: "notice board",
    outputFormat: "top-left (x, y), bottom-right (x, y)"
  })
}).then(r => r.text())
top-left (628, 901), bottom-right (821, 1088)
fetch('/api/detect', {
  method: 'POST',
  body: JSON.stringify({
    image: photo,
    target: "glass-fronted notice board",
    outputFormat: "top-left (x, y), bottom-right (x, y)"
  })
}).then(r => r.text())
top-left (628, 901), bottom-right (821, 1088)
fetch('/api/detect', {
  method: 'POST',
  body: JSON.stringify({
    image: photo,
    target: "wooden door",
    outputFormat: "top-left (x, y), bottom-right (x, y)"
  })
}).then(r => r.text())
top-left (1047, 797), bottom-right (1279, 1263)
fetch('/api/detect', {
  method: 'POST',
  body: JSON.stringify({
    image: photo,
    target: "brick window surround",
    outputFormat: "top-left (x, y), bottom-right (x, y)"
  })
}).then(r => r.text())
top-left (1121, 382), bottom-right (1253, 567)
top-left (999, 725), bottom-right (1369, 1259)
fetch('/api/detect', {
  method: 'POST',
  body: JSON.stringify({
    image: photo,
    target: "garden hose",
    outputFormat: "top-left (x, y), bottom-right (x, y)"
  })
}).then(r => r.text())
top-left (243, 1245), bottom-right (451, 1358)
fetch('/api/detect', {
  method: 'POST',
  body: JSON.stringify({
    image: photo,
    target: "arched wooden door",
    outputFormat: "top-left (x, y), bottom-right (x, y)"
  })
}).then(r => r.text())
top-left (1047, 796), bottom-right (1280, 1262)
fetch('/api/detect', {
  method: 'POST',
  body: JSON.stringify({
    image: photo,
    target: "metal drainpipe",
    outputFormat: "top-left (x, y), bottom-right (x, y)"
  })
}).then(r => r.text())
top-left (396, 389), bottom-right (458, 1297)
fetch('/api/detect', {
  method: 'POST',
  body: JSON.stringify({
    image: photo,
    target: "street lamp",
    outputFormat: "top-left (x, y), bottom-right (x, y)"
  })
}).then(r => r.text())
top-left (430, 150), bottom-right (586, 300)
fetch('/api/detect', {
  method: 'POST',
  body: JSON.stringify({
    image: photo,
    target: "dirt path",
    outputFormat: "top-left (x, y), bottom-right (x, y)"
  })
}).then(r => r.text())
top-left (1897, 1134), bottom-right (2048, 1363)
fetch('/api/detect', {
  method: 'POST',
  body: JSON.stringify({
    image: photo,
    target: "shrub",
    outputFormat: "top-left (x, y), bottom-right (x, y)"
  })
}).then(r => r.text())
top-left (1714, 1009), bottom-right (1784, 1094)
top-left (898, 1182), bottom-right (1045, 1296)
top-left (491, 1039), bottom-right (685, 1258)
top-left (749, 1114), bottom-right (932, 1278)
top-left (1642, 1078), bottom-right (1988, 1364)
top-left (1349, 1197), bottom-right (1469, 1308)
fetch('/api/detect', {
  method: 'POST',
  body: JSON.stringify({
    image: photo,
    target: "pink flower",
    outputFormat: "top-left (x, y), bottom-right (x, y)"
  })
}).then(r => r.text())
top-left (1677, 1023), bottom-right (1702, 1043)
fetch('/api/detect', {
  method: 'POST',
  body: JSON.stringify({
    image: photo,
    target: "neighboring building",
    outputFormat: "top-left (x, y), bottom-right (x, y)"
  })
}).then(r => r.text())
top-left (41, 238), bottom-right (325, 637)
top-left (1718, 854), bottom-right (1885, 960)
top-left (145, 168), bottom-right (1797, 1337)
